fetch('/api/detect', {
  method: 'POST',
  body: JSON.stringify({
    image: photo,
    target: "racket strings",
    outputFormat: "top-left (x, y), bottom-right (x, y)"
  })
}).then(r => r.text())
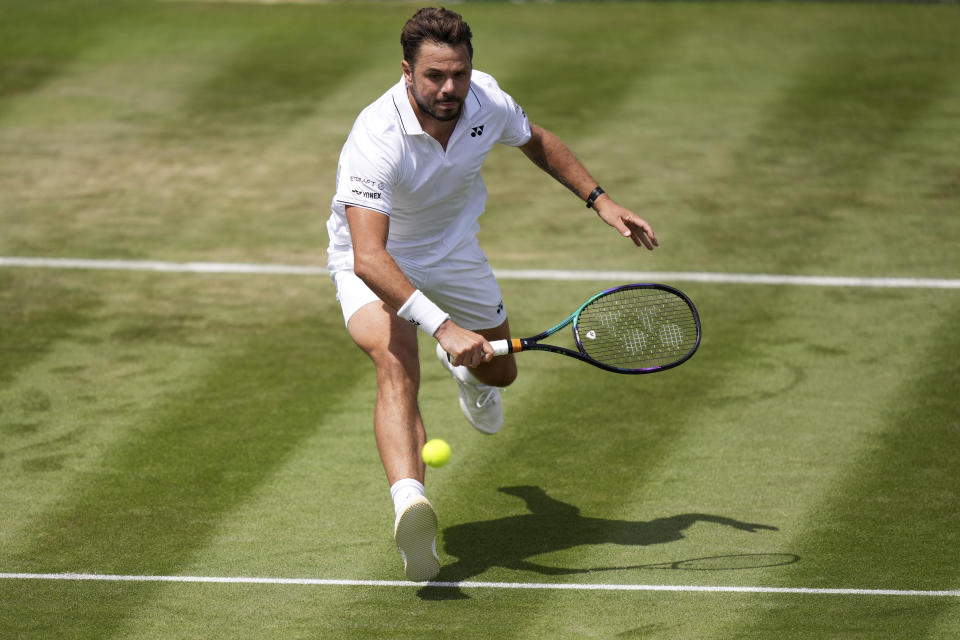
top-left (576, 288), bottom-right (698, 370)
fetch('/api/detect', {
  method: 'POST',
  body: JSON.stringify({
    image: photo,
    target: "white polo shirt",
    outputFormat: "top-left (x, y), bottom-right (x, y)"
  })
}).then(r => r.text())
top-left (327, 70), bottom-right (531, 266)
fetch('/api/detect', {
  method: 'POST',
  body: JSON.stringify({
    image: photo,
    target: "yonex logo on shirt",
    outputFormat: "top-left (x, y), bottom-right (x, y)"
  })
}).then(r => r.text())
top-left (471, 125), bottom-right (485, 137)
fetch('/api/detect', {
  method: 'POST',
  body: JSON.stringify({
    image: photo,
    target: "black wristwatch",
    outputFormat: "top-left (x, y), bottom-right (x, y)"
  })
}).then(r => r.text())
top-left (585, 186), bottom-right (605, 209)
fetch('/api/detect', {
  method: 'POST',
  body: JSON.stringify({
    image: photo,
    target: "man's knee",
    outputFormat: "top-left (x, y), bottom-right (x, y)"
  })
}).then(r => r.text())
top-left (474, 356), bottom-right (517, 388)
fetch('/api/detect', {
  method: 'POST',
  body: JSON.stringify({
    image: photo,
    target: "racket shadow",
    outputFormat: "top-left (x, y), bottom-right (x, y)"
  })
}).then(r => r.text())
top-left (418, 485), bottom-right (787, 600)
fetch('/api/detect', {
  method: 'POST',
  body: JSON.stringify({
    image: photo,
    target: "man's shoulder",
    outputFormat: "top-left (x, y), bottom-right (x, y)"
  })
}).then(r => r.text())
top-left (353, 78), bottom-right (406, 128)
top-left (469, 69), bottom-right (504, 98)
top-left (469, 70), bottom-right (521, 115)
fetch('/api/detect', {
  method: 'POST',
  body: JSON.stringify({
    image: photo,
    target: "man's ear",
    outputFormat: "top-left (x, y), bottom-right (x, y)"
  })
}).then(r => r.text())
top-left (401, 59), bottom-right (413, 86)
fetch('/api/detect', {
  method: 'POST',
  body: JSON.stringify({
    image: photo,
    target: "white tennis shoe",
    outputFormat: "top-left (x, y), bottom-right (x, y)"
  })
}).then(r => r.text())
top-left (393, 495), bottom-right (440, 582)
top-left (435, 342), bottom-right (504, 435)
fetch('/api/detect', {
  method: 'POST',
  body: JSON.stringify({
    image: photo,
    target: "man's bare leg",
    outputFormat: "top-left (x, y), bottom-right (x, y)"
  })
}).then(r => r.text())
top-left (347, 300), bottom-right (425, 485)
top-left (346, 300), bottom-right (439, 581)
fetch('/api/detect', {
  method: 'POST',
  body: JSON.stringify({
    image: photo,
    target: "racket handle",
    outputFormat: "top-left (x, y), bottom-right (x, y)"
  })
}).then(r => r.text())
top-left (444, 339), bottom-right (515, 362)
top-left (490, 339), bottom-right (521, 356)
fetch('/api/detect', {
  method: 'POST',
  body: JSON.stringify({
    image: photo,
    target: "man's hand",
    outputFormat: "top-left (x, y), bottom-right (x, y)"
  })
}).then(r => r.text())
top-left (434, 319), bottom-right (494, 368)
top-left (595, 198), bottom-right (658, 250)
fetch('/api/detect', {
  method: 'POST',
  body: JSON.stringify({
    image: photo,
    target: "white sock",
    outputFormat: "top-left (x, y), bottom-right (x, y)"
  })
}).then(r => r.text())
top-left (390, 478), bottom-right (425, 517)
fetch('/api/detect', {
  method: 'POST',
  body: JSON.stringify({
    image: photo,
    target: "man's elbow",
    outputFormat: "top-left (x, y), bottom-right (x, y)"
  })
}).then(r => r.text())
top-left (352, 251), bottom-right (377, 282)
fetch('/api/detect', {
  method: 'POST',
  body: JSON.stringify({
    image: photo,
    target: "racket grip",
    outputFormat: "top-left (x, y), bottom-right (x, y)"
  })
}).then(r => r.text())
top-left (489, 339), bottom-right (519, 356)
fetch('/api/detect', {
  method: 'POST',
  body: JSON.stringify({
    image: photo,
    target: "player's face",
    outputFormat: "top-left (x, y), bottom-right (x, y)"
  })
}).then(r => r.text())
top-left (403, 42), bottom-right (472, 123)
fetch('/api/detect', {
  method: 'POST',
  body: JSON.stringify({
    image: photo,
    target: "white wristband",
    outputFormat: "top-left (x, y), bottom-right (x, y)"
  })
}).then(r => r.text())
top-left (397, 289), bottom-right (450, 336)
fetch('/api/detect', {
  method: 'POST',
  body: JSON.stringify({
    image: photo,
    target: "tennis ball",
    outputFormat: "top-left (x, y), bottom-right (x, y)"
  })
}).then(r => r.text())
top-left (422, 439), bottom-right (451, 468)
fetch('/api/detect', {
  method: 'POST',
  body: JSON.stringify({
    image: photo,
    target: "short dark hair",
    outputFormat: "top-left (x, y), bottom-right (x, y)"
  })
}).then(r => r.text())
top-left (401, 7), bottom-right (473, 66)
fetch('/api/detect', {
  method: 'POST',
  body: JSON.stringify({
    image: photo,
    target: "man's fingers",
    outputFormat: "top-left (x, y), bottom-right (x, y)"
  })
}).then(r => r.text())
top-left (472, 344), bottom-right (494, 367)
top-left (451, 340), bottom-right (494, 368)
top-left (625, 219), bottom-right (658, 250)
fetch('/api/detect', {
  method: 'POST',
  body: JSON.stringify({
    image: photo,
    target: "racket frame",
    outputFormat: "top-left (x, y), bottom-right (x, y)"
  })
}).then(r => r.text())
top-left (490, 283), bottom-right (700, 374)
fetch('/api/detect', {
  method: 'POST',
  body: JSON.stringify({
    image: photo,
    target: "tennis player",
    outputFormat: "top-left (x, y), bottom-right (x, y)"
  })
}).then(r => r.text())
top-left (326, 7), bottom-right (657, 581)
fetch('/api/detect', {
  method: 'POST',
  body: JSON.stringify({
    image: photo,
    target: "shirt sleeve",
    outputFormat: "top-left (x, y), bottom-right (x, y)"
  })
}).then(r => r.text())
top-left (497, 90), bottom-right (532, 148)
top-left (333, 117), bottom-right (397, 215)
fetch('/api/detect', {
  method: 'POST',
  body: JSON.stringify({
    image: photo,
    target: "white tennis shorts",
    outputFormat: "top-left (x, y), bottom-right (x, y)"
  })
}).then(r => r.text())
top-left (327, 241), bottom-right (507, 331)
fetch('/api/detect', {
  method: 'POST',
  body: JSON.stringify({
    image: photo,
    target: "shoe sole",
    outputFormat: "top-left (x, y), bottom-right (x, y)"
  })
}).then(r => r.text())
top-left (394, 497), bottom-right (440, 582)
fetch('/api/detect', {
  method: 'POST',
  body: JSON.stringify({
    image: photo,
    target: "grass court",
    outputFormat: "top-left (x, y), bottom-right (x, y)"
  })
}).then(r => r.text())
top-left (1, 1), bottom-right (959, 637)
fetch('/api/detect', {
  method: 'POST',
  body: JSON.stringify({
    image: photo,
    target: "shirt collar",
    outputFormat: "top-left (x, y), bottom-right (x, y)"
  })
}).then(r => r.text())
top-left (391, 77), bottom-right (422, 136)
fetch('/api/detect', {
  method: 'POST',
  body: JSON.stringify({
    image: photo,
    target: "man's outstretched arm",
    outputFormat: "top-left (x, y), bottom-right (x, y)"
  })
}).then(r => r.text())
top-left (519, 123), bottom-right (658, 250)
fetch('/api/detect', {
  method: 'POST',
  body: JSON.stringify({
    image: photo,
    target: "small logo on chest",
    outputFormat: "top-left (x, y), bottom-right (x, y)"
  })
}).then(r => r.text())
top-left (470, 125), bottom-right (485, 138)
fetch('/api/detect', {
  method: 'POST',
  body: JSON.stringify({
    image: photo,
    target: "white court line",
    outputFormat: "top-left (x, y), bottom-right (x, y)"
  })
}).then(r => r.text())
top-left (2, 573), bottom-right (959, 597)
top-left (2, 256), bottom-right (959, 289)
top-left (0, 256), bottom-right (328, 276)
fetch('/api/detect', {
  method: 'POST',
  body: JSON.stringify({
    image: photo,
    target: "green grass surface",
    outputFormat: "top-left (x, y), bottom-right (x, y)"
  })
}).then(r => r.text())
top-left (2, 1), bottom-right (960, 638)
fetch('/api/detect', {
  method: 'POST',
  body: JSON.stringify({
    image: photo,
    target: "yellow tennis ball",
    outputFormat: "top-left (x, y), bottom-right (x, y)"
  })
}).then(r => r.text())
top-left (422, 439), bottom-right (451, 468)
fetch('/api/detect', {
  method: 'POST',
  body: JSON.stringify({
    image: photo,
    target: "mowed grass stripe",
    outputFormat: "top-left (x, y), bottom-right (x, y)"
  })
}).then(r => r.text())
top-left (0, 0), bottom-right (132, 108)
top-left (173, 3), bottom-right (404, 132)
top-left (634, 0), bottom-right (958, 513)
top-left (0, 7), bottom-right (267, 257)
top-left (0, 270), bottom-right (241, 554)
top-left (598, 4), bottom-right (885, 276)
top-left (648, 12), bottom-right (960, 635)
top-left (0, 271), bottom-right (370, 638)
top-left (700, 13), bottom-right (960, 636)
top-left (698, 4), bottom-right (958, 276)
top-left (0, 3), bottom-right (397, 265)
top-left (468, 3), bottom-right (699, 137)
top-left (0, 1), bottom-right (271, 125)
top-left (472, 4), bottom-right (713, 270)
top-left (0, 271), bottom-right (101, 386)
top-left (718, 297), bottom-right (960, 639)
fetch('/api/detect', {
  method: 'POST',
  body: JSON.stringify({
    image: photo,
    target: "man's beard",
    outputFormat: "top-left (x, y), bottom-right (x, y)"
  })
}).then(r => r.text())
top-left (411, 84), bottom-right (462, 122)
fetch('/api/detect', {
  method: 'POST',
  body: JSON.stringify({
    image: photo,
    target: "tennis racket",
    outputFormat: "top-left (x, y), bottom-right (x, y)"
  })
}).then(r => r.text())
top-left (492, 283), bottom-right (700, 374)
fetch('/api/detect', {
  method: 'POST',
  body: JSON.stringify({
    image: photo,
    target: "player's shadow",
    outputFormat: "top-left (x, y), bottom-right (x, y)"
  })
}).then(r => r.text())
top-left (418, 485), bottom-right (785, 600)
